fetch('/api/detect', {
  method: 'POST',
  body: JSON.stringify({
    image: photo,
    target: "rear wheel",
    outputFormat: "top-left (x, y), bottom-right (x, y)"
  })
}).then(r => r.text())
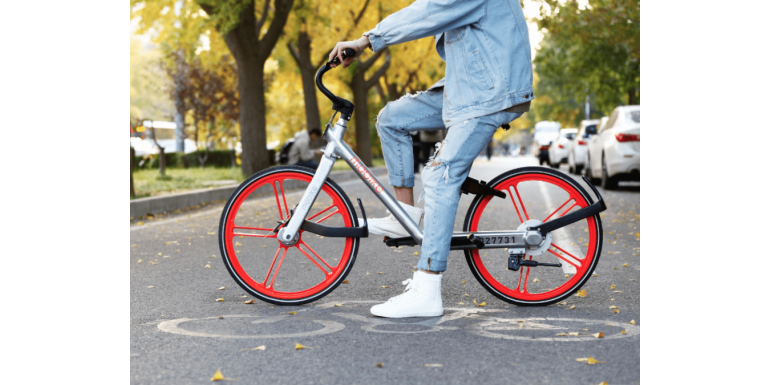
top-left (463, 167), bottom-right (603, 306)
top-left (218, 166), bottom-right (360, 305)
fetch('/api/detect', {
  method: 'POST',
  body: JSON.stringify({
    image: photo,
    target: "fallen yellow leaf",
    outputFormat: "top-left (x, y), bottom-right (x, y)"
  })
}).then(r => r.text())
top-left (636, 232), bottom-right (640, 238)
top-left (613, 309), bottom-right (619, 313)
top-left (235, 242), bottom-right (242, 247)
top-left (609, 306), bottom-right (618, 309)
top-left (621, 330), bottom-right (626, 334)
top-left (565, 274), bottom-right (570, 278)
top-left (137, 259), bottom-right (143, 263)
top-left (464, 293), bottom-right (470, 297)
top-left (147, 286), bottom-right (154, 288)
top-left (477, 302), bottom-right (486, 307)
top-left (610, 284), bottom-right (616, 290)
top-left (342, 280), bottom-right (349, 284)
top-left (623, 263), bottom-right (628, 267)
top-left (568, 332), bottom-right (579, 336)
top-left (599, 382), bottom-right (608, 385)
top-left (593, 332), bottom-right (604, 338)
top-left (569, 305), bottom-right (576, 309)
top-left (461, 281), bottom-right (466, 284)
top-left (295, 343), bottom-right (306, 350)
top-left (211, 370), bottom-right (224, 381)
top-left (208, 232), bottom-right (216, 235)
top-left (576, 289), bottom-right (587, 297)
top-left (288, 311), bottom-right (297, 315)
top-left (425, 364), bottom-right (443, 367)
top-left (216, 298), bottom-right (224, 302)
top-left (380, 286), bottom-right (389, 288)
top-left (592, 273), bottom-right (597, 277)
top-left (576, 357), bottom-right (605, 365)
top-left (244, 299), bottom-right (254, 304)
top-left (613, 290), bottom-right (623, 293)
top-left (334, 303), bottom-right (342, 307)
top-left (414, 252), bottom-right (419, 255)
top-left (158, 252), bottom-right (162, 256)
top-left (630, 320), bottom-right (636, 325)
top-left (556, 333), bottom-right (568, 336)
top-left (218, 286), bottom-right (226, 290)
top-left (533, 278), bottom-right (540, 282)
top-left (150, 261), bottom-right (156, 265)
top-left (376, 363), bottom-right (384, 368)
top-left (137, 221), bottom-right (144, 226)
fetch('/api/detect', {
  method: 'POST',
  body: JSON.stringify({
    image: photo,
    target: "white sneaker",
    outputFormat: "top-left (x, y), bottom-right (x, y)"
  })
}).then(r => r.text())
top-left (358, 202), bottom-right (424, 238)
top-left (370, 271), bottom-right (443, 318)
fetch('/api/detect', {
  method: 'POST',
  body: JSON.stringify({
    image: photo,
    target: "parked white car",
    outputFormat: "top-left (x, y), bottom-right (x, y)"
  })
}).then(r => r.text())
top-left (548, 128), bottom-right (578, 168)
top-left (585, 106), bottom-right (640, 189)
top-left (567, 119), bottom-right (601, 174)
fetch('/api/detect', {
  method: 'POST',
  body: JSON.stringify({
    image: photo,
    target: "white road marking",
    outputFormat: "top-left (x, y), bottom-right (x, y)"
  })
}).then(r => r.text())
top-left (157, 314), bottom-right (345, 339)
top-left (466, 316), bottom-right (640, 342)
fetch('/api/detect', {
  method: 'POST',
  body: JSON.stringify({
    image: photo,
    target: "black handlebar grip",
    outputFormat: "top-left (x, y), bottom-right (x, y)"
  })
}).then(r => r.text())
top-left (330, 48), bottom-right (358, 66)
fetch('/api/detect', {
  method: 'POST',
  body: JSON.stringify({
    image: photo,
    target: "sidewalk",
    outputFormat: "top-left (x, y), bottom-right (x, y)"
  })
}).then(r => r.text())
top-left (130, 166), bottom-right (387, 218)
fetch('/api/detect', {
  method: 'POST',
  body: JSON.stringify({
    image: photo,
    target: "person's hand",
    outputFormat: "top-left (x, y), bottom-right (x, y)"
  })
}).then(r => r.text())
top-left (328, 36), bottom-right (370, 68)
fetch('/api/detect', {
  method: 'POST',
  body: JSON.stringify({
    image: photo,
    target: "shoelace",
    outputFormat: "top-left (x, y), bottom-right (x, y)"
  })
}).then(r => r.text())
top-left (387, 278), bottom-right (416, 302)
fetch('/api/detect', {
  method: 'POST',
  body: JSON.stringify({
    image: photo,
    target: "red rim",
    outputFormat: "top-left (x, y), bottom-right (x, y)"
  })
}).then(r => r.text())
top-left (468, 173), bottom-right (599, 302)
top-left (223, 172), bottom-right (354, 300)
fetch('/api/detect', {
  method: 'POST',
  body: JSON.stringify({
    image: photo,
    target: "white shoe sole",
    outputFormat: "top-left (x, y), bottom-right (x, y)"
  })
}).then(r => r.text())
top-left (370, 307), bottom-right (444, 318)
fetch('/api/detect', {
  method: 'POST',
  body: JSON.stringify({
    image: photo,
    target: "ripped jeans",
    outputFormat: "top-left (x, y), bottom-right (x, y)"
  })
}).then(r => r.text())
top-left (376, 86), bottom-right (522, 272)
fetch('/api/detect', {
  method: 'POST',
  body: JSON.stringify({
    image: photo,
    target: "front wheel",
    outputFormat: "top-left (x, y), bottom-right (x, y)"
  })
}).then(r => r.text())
top-left (463, 167), bottom-right (603, 306)
top-left (218, 166), bottom-right (360, 305)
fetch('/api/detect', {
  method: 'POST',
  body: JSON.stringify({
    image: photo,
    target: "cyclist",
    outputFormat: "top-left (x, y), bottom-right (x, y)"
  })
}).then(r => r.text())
top-left (330, 0), bottom-right (533, 318)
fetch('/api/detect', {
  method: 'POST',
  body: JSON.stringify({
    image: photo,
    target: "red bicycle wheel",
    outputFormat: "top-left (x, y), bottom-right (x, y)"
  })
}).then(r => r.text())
top-left (218, 166), bottom-right (359, 305)
top-left (463, 167), bottom-right (603, 306)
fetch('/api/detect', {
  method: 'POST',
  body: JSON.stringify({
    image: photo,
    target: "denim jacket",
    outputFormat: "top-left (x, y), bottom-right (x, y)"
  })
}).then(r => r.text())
top-left (364, 0), bottom-right (533, 127)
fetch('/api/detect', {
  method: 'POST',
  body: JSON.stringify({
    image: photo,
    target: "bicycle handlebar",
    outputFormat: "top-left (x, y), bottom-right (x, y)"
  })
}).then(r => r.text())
top-left (316, 48), bottom-right (357, 121)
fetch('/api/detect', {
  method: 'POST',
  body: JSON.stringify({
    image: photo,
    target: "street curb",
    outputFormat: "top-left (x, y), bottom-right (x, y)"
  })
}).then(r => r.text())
top-left (130, 166), bottom-right (387, 218)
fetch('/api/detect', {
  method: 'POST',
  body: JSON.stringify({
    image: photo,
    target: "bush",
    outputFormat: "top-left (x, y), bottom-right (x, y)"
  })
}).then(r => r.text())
top-left (133, 150), bottom-right (237, 169)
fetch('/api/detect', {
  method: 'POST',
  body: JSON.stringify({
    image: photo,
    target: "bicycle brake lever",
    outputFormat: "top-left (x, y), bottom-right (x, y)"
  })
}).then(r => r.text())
top-left (329, 48), bottom-right (357, 66)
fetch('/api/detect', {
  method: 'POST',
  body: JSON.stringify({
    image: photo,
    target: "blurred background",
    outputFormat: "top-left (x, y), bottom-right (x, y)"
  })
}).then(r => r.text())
top-left (130, 0), bottom-right (640, 198)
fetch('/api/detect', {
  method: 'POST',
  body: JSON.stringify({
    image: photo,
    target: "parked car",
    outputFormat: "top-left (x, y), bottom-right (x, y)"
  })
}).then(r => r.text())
top-left (585, 106), bottom-right (640, 189)
top-left (532, 121), bottom-right (561, 166)
top-left (567, 119), bottom-right (601, 174)
top-left (547, 128), bottom-right (578, 168)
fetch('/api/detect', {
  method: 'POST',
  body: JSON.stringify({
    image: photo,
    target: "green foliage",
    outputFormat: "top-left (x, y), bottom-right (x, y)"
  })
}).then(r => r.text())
top-left (531, 0), bottom-right (640, 127)
top-left (132, 166), bottom-right (247, 198)
top-left (134, 150), bottom-right (238, 169)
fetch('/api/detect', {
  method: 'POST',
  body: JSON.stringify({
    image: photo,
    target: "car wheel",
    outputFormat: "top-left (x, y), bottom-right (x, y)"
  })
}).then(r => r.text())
top-left (568, 164), bottom-right (574, 174)
top-left (585, 155), bottom-right (598, 184)
top-left (601, 155), bottom-right (619, 190)
top-left (575, 165), bottom-right (583, 174)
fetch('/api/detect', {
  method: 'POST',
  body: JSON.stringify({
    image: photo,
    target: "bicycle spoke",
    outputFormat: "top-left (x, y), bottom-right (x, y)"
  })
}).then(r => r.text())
top-left (521, 256), bottom-right (532, 293)
top-left (296, 244), bottom-right (331, 275)
top-left (307, 205), bottom-right (336, 221)
top-left (315, 208), bottom-right (340, 224)
top-left (508, 188), bottom-right (524, 223)
top-left (300, 240), bottom-right (334, 270)
top-left (543, 198), bottom-right (573, 223)
top-left (263, 246), bottom-right (283, 285)
top-left (268, 247), bottom-right (288, 288)
top-left (279, 181), bottom-right (290, 218)
top-left (232, 226), bottom-right (276, 238)
top-left (550, 243), bottom-right (583, 268)
top-left (512, 184), bottom-right (530, 221)
top-left (272, 184), bottom-right (284, 220)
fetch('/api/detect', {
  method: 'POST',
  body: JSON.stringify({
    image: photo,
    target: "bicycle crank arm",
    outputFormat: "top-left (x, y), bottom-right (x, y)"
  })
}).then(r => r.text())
top-left (528, 175), bottom-right (607, 236)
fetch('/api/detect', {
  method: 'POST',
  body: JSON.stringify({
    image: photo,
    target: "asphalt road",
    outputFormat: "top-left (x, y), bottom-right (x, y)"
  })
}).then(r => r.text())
top-left (130, 155), bottom-right (640, 385)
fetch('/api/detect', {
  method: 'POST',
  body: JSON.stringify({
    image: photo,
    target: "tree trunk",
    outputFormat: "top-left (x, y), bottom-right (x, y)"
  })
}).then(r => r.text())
top-left (350, 71), bottom-right (372, 166)
top-left (295, 31), bottom-right (322, 131)
top-left (130, 146), bottom-right (135, 198)
top-left (158, 146), bottom-right (166, 176)
top-left (174, 107), bottom-right (185, 153)
top-left (628, 87), bottom-right (637, 105)
top-left (215, 0), bottom-right (294, 176)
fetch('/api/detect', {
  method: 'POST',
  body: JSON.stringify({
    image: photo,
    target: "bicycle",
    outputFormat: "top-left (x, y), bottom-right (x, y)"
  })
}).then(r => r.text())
top-left (218, 49), bottom-right (607, 307)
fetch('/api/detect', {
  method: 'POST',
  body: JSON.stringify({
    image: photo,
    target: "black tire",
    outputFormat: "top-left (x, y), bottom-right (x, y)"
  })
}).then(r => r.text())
top-left (601, 155), bottom-right (619, 190)
top-left (574, 165), bottom-right (583, 174)
top-left (218, 165), bottom-right (360, 305)
top-left (462, 167), bottom-right (603, 306)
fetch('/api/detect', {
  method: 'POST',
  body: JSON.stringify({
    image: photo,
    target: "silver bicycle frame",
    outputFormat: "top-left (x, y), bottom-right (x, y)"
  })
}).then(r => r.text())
top-left (277, 118), bottom-right (424, 245)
